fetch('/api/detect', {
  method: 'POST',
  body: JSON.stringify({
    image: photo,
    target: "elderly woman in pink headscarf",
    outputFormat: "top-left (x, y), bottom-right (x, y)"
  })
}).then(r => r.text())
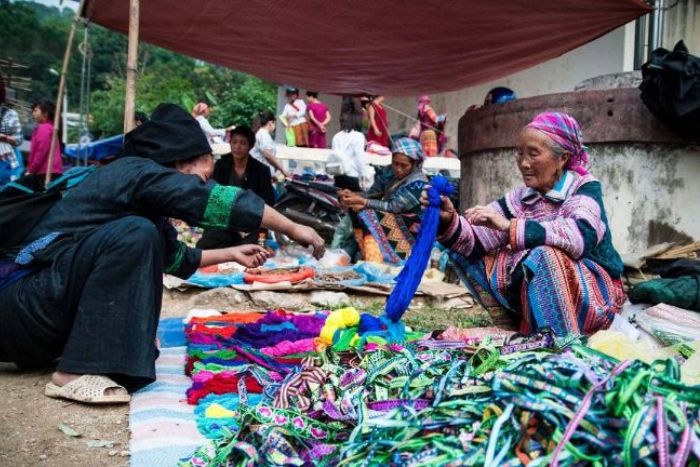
top-left (191, 102), bottom-right (232, 147)
top-left (415, 95), bottom-right (446, 157)
top-left (426, 112), bottom-right (625, 337)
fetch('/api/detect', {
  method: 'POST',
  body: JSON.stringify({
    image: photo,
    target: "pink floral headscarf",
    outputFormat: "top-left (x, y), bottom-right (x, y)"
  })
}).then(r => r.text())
top-left (526, 112), bottom-right (590, 175)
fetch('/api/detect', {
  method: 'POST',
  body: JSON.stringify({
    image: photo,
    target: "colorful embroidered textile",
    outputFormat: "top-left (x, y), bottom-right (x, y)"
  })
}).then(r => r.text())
top-left (180, 323), bottom-right (700, 466)
top-left (419, 129), bottom-right (438, 157)
top-left (450, 245), bottom-right (625, 336)
top-left (354, 209), bottom-right (420, 264)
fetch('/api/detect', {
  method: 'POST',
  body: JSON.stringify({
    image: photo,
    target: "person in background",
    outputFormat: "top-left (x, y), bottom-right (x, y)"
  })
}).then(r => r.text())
top-left (329, 111), bottom-right (368, 258)
top-left (483, 87), bottom-right (517, 106)
top-left (416, 95), bottom-right (447, 157)
top-left (26, 99), bottom-right (63, 186)
top-left (331, 112), bottom-right (368, 191)
top-left (305, 91), bottom-right (331, 149)
top-left (431, 112), bottom-right (624, 337)
top-left (366, 95), bottom-right (390, 149)
top-left (191, 102), bottom-right (232, 147)
top-left (359, 95), bottom-right (371, 133)
top-left (251, 110), bottom-right (289, 177)
top-left (0, 75), bottom-right (23, 186)
top-left (339, 138), bottom-right (427, 264)
top-left (281, 87), bottom-right (309, 147)
top-left (197, 125), bottom-right (275, 249)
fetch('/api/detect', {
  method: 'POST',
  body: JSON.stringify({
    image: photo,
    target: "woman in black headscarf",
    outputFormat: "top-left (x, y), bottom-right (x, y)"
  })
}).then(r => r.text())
top-left (0, 104), bottom-right (325, 404)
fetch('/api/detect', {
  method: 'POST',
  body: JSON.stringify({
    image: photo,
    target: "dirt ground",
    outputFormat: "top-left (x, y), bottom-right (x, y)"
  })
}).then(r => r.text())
top-left (0, 286), bottom-right (483, 467)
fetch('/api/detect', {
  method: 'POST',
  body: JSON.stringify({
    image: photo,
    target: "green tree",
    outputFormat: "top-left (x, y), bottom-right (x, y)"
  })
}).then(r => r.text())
top-left (217, 76), bottom-right (277, 128)
top-left (3, 0), bottom-right (277, 140)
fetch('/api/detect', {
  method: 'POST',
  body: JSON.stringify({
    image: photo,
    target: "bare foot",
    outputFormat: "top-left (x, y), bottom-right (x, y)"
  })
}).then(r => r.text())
top-left (51, 371), bottom-right (127, 396)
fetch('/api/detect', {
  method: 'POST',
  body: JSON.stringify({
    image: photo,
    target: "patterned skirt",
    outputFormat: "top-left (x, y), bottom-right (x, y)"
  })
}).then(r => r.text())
top-left (450, 246), bottom-right (626, 336)
top-left (292, 122), bottom-right (310, 147)
top-left (352, 209), bottom-right (421, 264)
top-left (419, 130), bottom-right (438, 157)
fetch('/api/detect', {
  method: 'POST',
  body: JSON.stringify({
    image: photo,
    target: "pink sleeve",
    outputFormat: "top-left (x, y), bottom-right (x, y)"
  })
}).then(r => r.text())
top-left (28, 125), bottom-right (52, 173)
top-left (438, 201), bottom-right (509, 257)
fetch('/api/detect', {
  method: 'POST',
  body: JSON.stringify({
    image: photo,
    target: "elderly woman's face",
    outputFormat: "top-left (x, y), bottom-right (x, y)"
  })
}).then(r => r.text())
top-left (516, 128), bottom-right (568, 192)
top-left (391, 153), bottom-right (415, 180)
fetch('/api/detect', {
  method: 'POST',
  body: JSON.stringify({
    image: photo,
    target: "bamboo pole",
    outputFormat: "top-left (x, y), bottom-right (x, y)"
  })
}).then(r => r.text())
top-left (45, 0), bottom-right (87, 187)
top-left (123, 0), bottom-right (140, 133)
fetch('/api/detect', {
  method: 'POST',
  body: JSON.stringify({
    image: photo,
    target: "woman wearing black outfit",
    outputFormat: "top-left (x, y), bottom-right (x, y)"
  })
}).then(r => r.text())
top-left (197, 126), bottom-right (275, 249)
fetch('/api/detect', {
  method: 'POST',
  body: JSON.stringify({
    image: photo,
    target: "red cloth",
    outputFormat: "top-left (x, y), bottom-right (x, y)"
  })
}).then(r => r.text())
top-left (186, 374), bottom-right (264, 404)
top-left (366, 103), bottom-right (389, 148)
top-left (28, 122), bottom-right (63, 175)
top-left (84, 0), bottom-right (649, 95)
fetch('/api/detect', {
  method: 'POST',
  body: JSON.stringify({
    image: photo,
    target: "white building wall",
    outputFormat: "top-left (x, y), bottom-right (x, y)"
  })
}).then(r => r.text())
top-left (382, 25), bottom-right (633, 150)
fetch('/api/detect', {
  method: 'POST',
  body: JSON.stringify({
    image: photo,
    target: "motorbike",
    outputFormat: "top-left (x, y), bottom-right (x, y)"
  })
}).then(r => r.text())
top-left (272, 168), bottom-right (461, 246)
top-left (273, 177), bottom-right (343, 245)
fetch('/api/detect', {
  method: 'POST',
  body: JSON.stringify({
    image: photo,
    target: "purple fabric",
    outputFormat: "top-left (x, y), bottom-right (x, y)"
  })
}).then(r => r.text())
top-left (526, 112), bottom-right (590, 175)
top-left (226, 313), bottom-right (326, 348)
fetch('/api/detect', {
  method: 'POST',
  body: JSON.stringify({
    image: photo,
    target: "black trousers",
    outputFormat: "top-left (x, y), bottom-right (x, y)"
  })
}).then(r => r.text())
top-left (0, 216), bottom-right (163, 391)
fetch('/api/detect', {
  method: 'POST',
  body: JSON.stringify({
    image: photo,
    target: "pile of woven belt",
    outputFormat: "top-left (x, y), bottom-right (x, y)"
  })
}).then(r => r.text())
top-left (179, 308), bottom-right (700, 467)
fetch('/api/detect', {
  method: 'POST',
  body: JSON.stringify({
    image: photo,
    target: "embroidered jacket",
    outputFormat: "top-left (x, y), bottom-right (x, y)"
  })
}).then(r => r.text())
top-left (365, 166), bottom-right (427, 215)
top-left (439, 171), bottom-right (624, 278)
top-left (14, 157), bottom-right (265, 278)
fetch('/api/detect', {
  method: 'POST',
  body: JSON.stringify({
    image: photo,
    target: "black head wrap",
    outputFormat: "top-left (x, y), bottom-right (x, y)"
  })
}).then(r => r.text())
top-left (122, 103), bottom-right (211, 164)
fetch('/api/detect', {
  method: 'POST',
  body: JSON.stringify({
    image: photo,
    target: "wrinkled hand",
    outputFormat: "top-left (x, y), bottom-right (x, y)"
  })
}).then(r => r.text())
top-left (463, 206), bottom-right (510, 231)
top-left (291, 225), bottom-right (326, 259)
top-left (420, 187), bottom-right (456, 229)
top-left (228, 244), bottom-right (270, 268)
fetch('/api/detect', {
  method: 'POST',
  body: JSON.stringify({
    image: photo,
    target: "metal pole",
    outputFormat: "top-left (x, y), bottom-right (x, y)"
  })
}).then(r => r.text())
top-left (647, 0), bottom-right (665, 61)
top-left (634, 15), bottom-right (646, 69)
top-left (123, 0), bottom-right (140, 133)
top-left (45, 0), bottom-right (87, 187)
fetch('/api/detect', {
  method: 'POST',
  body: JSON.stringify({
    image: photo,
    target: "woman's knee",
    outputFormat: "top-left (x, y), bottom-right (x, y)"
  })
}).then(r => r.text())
top-left (93, 216), bottom-right (161, 257)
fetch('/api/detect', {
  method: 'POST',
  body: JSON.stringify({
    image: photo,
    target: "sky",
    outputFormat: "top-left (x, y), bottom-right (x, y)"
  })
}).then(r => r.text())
top-left (22, 0), bottom-right (77, 11)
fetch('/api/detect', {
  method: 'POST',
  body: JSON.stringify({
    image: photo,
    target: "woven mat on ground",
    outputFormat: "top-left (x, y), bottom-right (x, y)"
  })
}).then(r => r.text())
top-left (130, 319), bottom-right (205, 467)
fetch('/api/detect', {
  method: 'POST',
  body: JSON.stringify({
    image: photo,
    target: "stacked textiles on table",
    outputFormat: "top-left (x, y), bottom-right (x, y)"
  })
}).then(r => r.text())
top-left (180, 310), bottom-right (700, 466)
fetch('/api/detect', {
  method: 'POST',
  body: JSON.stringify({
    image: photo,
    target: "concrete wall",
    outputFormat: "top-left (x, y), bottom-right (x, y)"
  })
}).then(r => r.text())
top-left (662, 0), bottom-right (700, 52)
top-left (460, 144), bottom-right (700, 255)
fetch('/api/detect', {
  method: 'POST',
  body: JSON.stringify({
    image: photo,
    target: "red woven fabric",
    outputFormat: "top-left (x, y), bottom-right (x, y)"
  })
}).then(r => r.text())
top-left (186, 374), bottom-right (265, 404)
top-left (84, 0), bottom-right (649, 95)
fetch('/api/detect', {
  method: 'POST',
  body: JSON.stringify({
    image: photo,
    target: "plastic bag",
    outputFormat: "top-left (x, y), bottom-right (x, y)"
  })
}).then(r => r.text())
top-left (635, 303), bottom-right (700, 346)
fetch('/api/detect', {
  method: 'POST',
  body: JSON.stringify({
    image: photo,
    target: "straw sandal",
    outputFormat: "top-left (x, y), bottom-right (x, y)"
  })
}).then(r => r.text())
top-left (45, 375), bottom-right (131, 404)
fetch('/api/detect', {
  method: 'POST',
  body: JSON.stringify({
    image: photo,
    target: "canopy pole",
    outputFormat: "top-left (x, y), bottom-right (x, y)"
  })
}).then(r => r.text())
top-left (45, 0), bottom-right (87, 187)
top-left (123, 0), bottom-right (140, 133)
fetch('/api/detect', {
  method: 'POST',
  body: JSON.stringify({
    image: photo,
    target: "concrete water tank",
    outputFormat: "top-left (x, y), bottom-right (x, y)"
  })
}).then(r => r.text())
top-left (457, 87), bottom-right (700, 255)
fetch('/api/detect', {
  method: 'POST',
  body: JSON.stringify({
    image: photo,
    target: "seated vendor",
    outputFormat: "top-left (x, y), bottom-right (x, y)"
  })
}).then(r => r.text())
top-left (339, 138), bottom-right (427, 264)
top-left (197, 125), bottom-right (275, 249)
top-left (430, 112), bottom-right (625, 336)
top-left (0, 103), bottom-right (325, 405)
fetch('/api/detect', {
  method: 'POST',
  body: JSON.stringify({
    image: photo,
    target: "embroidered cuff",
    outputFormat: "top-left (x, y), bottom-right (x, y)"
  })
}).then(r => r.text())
top-left (202, 186), bottom-right (264, 231)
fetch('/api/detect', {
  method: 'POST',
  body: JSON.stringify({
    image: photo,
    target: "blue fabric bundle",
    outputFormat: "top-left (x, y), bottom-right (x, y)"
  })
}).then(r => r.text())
top-left (384, 175), bottom-right (455, 323)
